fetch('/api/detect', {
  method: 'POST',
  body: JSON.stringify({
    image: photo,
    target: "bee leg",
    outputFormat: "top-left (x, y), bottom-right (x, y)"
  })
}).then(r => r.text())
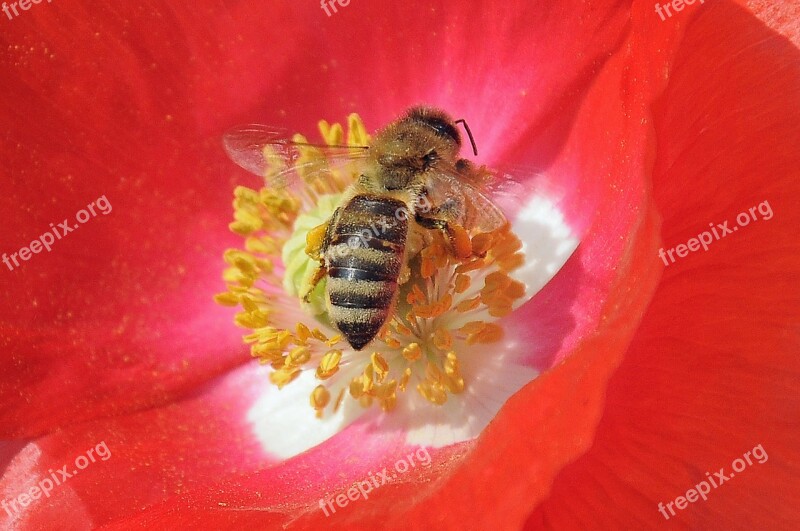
top-left (301, 264), bottom-right (328, 303)
top-left (398, 263), bottom-right (412, 285)
top-left (415, 211), bottom-right (473, 260)
top-left (302, 208), bottom-right (341, 302)
top-left (305, 207), bottom-right (342, 259)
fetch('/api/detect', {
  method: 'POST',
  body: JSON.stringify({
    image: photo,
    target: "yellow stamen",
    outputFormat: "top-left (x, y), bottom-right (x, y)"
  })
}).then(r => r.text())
top-left (270, 368), bottom-right (300, 389)
top-left (402, 342), bottom-right (422, 362)
top-left (316, 349), bottom-right (342, 380)
top-left (371, 352), bottom-right (389, 382)
top-left (310, 385), bottom-right (331, 418)
top-left (433, 327), bottom-right (453, 351)
top-left (285, 346), bottom-right (311, 367)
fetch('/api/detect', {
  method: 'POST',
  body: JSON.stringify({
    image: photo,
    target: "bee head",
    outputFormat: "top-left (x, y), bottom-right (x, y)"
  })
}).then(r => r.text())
top-left (372, 107), bottom-right (463, 190)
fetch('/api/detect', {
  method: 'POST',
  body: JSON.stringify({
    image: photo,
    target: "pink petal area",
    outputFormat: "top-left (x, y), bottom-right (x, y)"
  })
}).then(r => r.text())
top-left (0, 364), bottom-right (276, 529)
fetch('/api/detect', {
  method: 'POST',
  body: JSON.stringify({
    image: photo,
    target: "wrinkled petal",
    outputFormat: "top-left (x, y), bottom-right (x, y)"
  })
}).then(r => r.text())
top-left (527, 1), bottom-right (800, 528)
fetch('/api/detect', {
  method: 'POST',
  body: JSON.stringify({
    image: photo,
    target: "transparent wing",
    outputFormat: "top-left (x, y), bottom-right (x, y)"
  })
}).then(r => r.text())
top-left (424, 165), bottom-right (509, 234)
top-left (223, 124), bottom-right (370, 190)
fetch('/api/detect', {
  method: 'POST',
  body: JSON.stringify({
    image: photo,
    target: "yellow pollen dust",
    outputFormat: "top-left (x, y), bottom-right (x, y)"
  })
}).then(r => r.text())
top-left (215, 112), bottom-right (527, 417)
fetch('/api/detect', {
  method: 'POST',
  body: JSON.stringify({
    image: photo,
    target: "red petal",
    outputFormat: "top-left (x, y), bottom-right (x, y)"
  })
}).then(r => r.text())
top-left (0, 3), bottom-right (310, 436)
top-left (527, 2), bottom-right (800, 528)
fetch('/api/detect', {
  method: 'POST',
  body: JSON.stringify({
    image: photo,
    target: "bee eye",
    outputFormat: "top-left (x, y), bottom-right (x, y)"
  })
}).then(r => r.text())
top-left (422, 150), bottom-right (438, 169)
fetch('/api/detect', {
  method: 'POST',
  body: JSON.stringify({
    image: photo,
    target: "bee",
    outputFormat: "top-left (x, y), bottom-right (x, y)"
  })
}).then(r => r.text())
top-left (223, 107), bottom-right (508, 350)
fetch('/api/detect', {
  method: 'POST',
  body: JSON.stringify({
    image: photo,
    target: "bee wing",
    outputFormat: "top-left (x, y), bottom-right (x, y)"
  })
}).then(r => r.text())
top-left (223, 124), bottom-right (370, 189)
top-left (425, 167), bottom-right (509, 234)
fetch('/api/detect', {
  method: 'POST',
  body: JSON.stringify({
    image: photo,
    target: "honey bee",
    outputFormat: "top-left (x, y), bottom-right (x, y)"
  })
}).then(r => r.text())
top-left (224, 107), bottom-right (508, 350)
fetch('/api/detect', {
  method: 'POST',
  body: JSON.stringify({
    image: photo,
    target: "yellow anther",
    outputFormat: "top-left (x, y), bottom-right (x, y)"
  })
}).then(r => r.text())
top-left (270, 368), bottom-right (300, 389)
top-left (346, 113), bottom-right (369, 146)
top-left (295, 323), bottom-right (312, 343)
top-left (456, 296), bottom-right (481, 313)
top-left (349, 377), bottom-right (365, 399)
top-left (362, 364), bottom-right (375, 393)
top-left (444, 351), bottom-right (459, 376)
top-left (454, 274), bottom-right (471, 294)
top-left (402, 343), bottom-right (422, 362)
top-left (235, 309), bottom-right (270, 329)
top-left (233, 185), bottom-right (261, 202)
top-left (417, 381), bottom-right (447, 405)
top-left (446, 375), bottom-right (465, 394)
top-left (371, 352), bottom-right (389, 382)
top-left (466, 322), bottom-right (504, 344)
top-left (383, 336), bottom-right (401, 349)
top-left (406, 284), bottom-right (427, 305)
top-left (412, 293), bottom-right (452, 319)
top-left (213, 292), bottom-right (239, 306)
top-left (392, 321), bottom-right (413, 336)
top-left (312, 328), bottom-right (329, 342)
top-left (399, 367), bottom-right (412, 391)
top-left (316, 349), bottom-right (342, 380)
top-left (433, 328), bottom-right (453, 351)
top-left (319, 120), bottom-right (344, 146)
top-left (286, 346), bottom-right (311, 367)
top-left (310, 385), bottom-right (331, 416)
top-left (455, 258), bottom-right (485, 274)
top-left (326, 334), bottom-right (342, 347)
top-left (244, 236), bottom-right (272, 254)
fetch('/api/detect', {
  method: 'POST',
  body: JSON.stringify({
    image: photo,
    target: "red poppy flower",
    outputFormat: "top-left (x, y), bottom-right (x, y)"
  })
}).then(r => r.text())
top-left (1, 1), bottom-right (798, 529)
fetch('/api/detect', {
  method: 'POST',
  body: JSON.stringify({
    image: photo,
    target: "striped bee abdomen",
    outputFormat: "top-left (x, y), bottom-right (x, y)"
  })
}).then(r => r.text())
top-left (325, 194), bottom-right (408, 350)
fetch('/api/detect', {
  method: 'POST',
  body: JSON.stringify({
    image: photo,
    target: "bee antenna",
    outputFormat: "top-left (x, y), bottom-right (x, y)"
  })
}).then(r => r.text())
top-left (454, 119), bottom-right (478, 157)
